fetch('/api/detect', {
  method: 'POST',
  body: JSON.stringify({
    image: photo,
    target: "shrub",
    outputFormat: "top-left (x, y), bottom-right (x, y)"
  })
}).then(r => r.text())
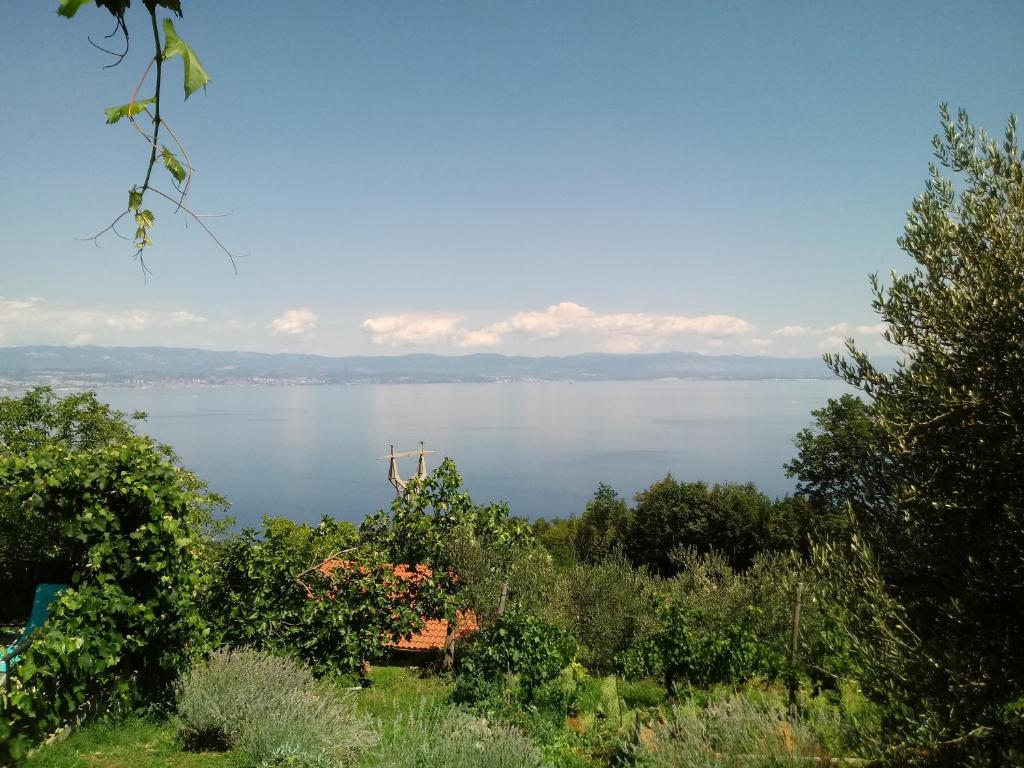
top-left (175, 648), bottom-right (373, 768)
top-left (627, 690), bottom-right (829, 768)
top-left (545, 555), bottom-right (661, 674)
top-left (0, 439), bottom-right (213, 764)
top-left (657, 601), bottom-right (785, 694)
top-left (361, 702), bottom-right (544, 768)
top-left (454, 612), bottom-right (577, 703)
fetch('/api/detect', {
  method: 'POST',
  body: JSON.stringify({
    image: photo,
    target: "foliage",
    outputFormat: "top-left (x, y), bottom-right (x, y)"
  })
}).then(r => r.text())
top-left (0, 387), bottom-right (142, 455)
top-left (626, 685), bottom-right (867, 768)
top-left (531, 516), bottom-right (578, 567)
top-left (626, 476), bottom-right (814, 575)
top-left (618, 550), bottom-right (851, 694)
top-left (452, 540), bottom-right (557, 627)
top-left (200, 519), bottom-right (435, 676)
top-left (573, 484), bottom-right (631, 563)
top-left (361, 458), bottom-right (535, 628)
top-left (0, 388), bottom-right (227, 604)
top-left (0, 439), bottom-right (211, 764)
top-left (656, 602), bottom-right (784, 694)
top-left (176, 648), bottom-right (373, 768)
top-left (792, 107), bottom-right (1024, 763)
top-left (57, 0), bottom-right (237, 270)
top-left (455, 612), bottom-right (578, 703)
top-left (361, 702), bottom-right (545, 768)
top-left (786, 394), bottom-right (888, 517)
top-left (545, 555), bottom-right (661, 674)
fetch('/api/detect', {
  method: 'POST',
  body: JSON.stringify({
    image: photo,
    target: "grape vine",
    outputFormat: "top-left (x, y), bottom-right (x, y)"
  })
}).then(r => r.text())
top-left (58, 0), bottom-right (240, 275)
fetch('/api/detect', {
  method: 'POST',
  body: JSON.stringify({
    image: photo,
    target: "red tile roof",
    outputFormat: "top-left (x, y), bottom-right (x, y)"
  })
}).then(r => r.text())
top-left (314, 559), bottom-right (479, 652)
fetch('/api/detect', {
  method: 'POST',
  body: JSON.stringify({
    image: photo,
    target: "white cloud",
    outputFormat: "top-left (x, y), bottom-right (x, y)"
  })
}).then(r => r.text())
top-left (169, 310), bottom-right (207, 325)
top-left (0, 297), bottom-right (213, 346)
top-left (270, 309), bottom-right (318, 336)
top-left (817, 335), bottom-right (847, 351)
top-left (772, 324), bottom-right (812, 337)
top-left (855, 322), bottom-right (888, 335)
top-left (824, 322), bottom-right (850, 334)
top-left (749, 338), bottom-right (773, 348)
top-left (360, 314), bottom-right (460, 346)
top-left (361, 301), bottom-right (752, 351)
top-left (455, 328), bottom-right (504, 348)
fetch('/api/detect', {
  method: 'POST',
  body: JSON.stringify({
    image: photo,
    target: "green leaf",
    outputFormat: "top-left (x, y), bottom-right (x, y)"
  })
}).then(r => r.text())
top-left (57, 0), bottom-right (94, 18)
top-left (104, 98), bottom-right (156, 124)
top-left (135, 209), bottom-right (155, 229)
top-left (128, 187), bottom-right (143, 211)
top-left (162, 19), bottom-right (211, 99)
top-left (160, 146), bottom-right (187, 183)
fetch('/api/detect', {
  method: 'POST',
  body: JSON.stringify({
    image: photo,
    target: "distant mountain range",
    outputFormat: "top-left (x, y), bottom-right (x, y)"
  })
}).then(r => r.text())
top-left (0, 345), bottom-right (863, 386)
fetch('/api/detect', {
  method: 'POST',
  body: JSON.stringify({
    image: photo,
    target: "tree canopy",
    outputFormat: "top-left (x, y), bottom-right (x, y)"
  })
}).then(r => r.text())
top-left (792, 106), bottom-right (1024, 763)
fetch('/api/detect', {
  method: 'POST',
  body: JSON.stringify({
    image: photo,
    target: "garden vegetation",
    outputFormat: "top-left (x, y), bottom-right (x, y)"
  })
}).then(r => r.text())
top-left (3, 105), bottom-right (1024, 766)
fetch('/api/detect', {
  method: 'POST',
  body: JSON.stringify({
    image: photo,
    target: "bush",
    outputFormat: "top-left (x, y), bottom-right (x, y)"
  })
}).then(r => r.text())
top-left (361, 702), bottom-right (544, 768)
top-left (175, 648), bottom-right (373, 768)
top-left (627, 689), bottom-right (829, 768)
top-left (454, 612), bottom-right (577, 704)
top-left (0, 439), bottom-right (214, 764)
top-left (545, 555), bottom-right (661, 674)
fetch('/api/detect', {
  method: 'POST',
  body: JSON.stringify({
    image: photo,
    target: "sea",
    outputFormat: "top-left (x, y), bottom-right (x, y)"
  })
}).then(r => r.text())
top-left (93, 379), bottom-right (851, 528)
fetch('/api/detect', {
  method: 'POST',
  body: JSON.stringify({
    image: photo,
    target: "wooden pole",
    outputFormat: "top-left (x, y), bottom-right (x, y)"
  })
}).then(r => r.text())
top-left (788, 580), bottom-right (804, 719)
top-left (442, 619), bottom-right (456, 671)
top-left (497, 581), bottom-right (509, 616)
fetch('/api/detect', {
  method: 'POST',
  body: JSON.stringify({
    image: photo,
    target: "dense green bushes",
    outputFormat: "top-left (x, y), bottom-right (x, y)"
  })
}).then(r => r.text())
top-left (534, 476), bottom-right (826, 576)
top-left (454, 612), bottom-right (577, 704)
top-left (544, 555), bottom-right (661, 674)
top-left (0, 439), bottom-right (212, 764)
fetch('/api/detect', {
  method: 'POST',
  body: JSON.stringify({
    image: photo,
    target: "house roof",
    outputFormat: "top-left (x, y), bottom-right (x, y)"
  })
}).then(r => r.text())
top-left (313, 558), bottom-right (479, 652)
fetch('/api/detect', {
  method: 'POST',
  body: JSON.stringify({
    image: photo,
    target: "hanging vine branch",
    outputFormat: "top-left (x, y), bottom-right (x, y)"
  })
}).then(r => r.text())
top-left (58, 0), bottom-right (240, 275)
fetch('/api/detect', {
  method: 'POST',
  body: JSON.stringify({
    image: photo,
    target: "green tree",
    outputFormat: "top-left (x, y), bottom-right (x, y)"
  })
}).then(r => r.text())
top-left (794, 106), bottom-right (1024, 763)
top-left (573, 483), bottom-right (632, 563)
top-left (0, 388), bottom-right (225, 576)
top-left (530, 516), bottom-right (578, 567)
top-left (626, 476), bottom-right (806, 574)
top-left (785, 394), bottom-right (890, 514)
top-left (627, 475), bottom-right (710, 575)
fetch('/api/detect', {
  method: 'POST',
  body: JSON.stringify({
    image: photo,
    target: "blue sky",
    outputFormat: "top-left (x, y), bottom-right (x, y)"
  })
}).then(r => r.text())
top-left (2, 0), bottom-right (1022, 357)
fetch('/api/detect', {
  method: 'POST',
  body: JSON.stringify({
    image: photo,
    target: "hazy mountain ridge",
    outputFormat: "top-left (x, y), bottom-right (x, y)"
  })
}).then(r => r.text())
top-left (0, 345), bottom-right (859, 385)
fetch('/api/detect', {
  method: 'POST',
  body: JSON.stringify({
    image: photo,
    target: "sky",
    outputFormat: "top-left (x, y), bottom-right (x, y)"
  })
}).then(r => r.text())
top-left (2, 0), bottom-right (1022, 358)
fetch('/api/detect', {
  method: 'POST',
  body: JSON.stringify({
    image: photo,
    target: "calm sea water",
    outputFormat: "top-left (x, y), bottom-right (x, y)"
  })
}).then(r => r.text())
top-left (95, 380), bottom-right (849, 528)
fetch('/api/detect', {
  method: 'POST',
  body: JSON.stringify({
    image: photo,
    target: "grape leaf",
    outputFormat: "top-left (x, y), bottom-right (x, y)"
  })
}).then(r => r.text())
top-left (56, 0), bottom-right (94, 19)
top-left (162, 19), bottom-right (211, 99)
top-left (135, 209), bottom-right (155, 229)
top-left (160, 146), bottom-right (187, 183)
top-left (104, 98), bottom-right (156, 124)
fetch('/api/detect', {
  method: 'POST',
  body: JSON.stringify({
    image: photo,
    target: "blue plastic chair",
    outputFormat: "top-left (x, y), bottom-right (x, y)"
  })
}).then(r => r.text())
top-left (1, 583), bottom-right (67, 690)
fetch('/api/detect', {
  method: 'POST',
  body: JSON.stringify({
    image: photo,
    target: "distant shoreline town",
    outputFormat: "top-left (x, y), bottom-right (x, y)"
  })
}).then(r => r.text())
top-left (0, 344), bottom-right (872, 389)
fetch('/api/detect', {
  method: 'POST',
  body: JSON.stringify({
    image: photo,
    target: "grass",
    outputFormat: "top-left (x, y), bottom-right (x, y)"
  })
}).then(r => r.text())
top-left (345, 664), bottom-right (452, 720)
top-left (24, 718), bottom-right (242, 768)
top-left (22, 666), bottom-right (876, 768)
top-left (25, 665), bottom-right (451, 768)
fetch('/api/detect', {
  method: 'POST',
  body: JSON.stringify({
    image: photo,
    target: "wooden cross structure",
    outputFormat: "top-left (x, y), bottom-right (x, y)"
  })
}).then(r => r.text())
top-left (377, 442), bottom-right (436, 497)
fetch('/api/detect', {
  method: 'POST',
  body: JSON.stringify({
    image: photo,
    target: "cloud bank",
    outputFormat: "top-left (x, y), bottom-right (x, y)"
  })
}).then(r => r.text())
top-left (361, 301), bottom-right (753, 352)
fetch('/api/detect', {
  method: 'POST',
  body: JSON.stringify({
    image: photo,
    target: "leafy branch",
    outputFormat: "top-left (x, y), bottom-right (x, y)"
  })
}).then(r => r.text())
top-left (59, 0), bottom-right (240, 275)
